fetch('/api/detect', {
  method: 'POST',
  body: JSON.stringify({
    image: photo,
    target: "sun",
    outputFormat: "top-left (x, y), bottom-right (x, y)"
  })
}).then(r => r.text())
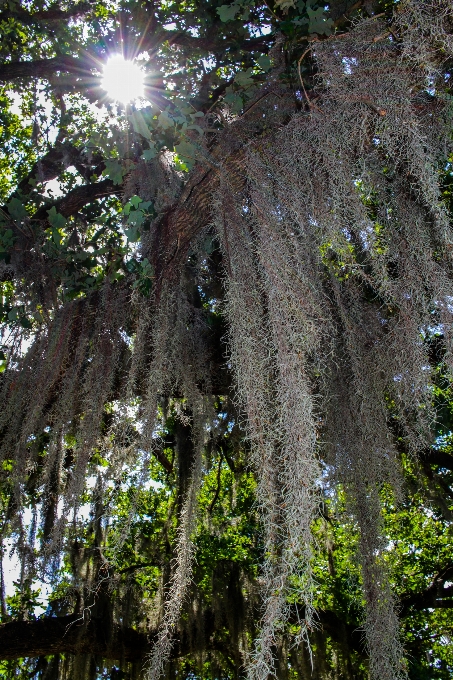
top-left (101, 55), bottom-right (145, 103)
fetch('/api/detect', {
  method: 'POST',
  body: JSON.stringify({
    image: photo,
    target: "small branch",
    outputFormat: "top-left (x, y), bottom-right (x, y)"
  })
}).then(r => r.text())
top-left (355, 96), bottom-right (386, 116)
top-left (150, 446), bottom-right (173, 474)
top-left (119, 562), bottom-right (160, 574)
top-left (332, 0), bottom-right (364, 29)
top-left (297, 47), bottom-right (323, 113)
top-left (242, 90), bottom-right (282, 117)
top-left (208, 454), bottom-right (223, 514)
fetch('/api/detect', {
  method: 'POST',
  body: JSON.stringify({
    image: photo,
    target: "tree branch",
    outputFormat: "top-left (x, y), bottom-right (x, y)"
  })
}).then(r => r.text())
top-left (150, 446), bottom-right (173, 474)
top-left (423, 448), bottom-right (453, 471)
top-left (0, 35), bottom-right (271, 86)
top-left (0, 609), bottom-right (215, 662)
top-left (208, 453), bottom-right (223, 514)
top-left (0, 56), bottom-right (97, 83)
top-left (400, 562), bottom-right (453, 615)
top-left (33, 179), bottom-right (118, 221)
top-left (15, 143), bottom-right (82, 196)
top-left (0, 614), bottom-right (148, 662)
top-left (163, 31), bottom-right (272, 54)
top-left (0, 3), bottom-right (93, 27)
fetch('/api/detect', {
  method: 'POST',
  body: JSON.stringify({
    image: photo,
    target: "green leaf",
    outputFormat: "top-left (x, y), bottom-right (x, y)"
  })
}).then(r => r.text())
top-left (142, 145), bottom-right (157, 161)
top-left (102, 159), bottom-right (125, 185)
top-left (217, 4), bottom-right (240, 22)
top-left (128, 210), bottom-right (145, 227)
top-left (175, 140), bottom-right (197, 161)
top-left (20, 316), bottom-right (32, 329)
top-left (141, 258), bottom-right (154, 276)
top-left (175, 140), bottom-right (197, 169)
top-left (125, 258), bottom-right (139, 273)
top-left (234, 68), bottom-right (254, 87)
top-left (257, 55), bottom-right (272, 72)
top-left (224, 87), bottom-right (244, 113)
top-left (202, 236), bottom-right (216, 255)
top-left (129, 195), bottom-right (142, 209)
top-left (157, 111), bottom-right (173, 130)
top-left (0, 228), bottom-right (15, 251)
top-left (47, 206), bottom-right (67, 231)
top-left (6, 197), bottom-right (27, 221)
top-left (187, 124), bottom-right (204, 136)
top-left (129, 111), bottom-right (152, 139)
top-left (306, 1), bottom-right (333, 35)
top-left (275, 0), bottom-right (296, 10)
top-left (124, 226), bottom-right (140, 242)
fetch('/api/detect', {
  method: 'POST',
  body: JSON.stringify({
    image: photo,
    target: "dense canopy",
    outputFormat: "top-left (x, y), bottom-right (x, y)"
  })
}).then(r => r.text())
top-left (0, 0), bottom-right (453, 679)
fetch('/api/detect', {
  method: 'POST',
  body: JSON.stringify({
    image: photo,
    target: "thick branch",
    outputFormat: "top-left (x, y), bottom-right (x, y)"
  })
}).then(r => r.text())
top-left (163, 31), bottom-right (272, 54)
top-left (16, 143), bottom-right (82, 196)
top-left (0, 56), bottom-right (97, 83)
top-left (57, 179), bottom-right (118, 218)
top-left (0, 614), bottom-right (148, 662)
top-left (0, 609), bottom-right (214, 662)
top-left (423, 448), bottom-right (453, 471)
top-left (0, 36), bottom-right (271, 86)
top-left (3, 576), bottom-right (449, 665)
top-left (150, 446), bottom-right (173, 474)
top-left (33, 179), bottom-right (118, 221)
top-left (0, 3), bottom-right (93, 26)
top-left (400, 563), bottom-right (453, 615)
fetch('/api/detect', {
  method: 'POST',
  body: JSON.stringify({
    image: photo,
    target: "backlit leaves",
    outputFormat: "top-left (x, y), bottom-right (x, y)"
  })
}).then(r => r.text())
top-left (102, 159), bottom-right (125, 185)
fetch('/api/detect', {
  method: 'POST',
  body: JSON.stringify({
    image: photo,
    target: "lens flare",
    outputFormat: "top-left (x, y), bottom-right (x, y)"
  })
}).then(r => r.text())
top-left (101, 55), bottom-right (145, 103)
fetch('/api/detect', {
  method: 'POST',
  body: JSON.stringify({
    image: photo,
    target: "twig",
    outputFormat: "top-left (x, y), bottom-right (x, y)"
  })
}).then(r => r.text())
top-left (208, 453), bottom-right (223, 514)
top-left (297, 46), bottom-right (323, 112)
top-left (242, 90), bottom-right (282, 117)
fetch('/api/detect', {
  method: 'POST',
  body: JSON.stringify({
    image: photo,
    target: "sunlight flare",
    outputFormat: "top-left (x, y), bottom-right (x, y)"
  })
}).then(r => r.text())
top-left (101, 55), bottom-right (145, 103)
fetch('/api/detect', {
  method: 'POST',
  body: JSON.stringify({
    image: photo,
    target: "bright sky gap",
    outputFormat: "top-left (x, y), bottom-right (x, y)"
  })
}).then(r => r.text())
top-left (101, 55), bottom-right (145, 103)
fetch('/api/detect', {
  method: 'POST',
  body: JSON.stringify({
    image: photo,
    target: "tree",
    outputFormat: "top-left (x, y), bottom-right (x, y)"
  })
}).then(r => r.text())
top-left (0, 0), bottom-right (452, 678)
